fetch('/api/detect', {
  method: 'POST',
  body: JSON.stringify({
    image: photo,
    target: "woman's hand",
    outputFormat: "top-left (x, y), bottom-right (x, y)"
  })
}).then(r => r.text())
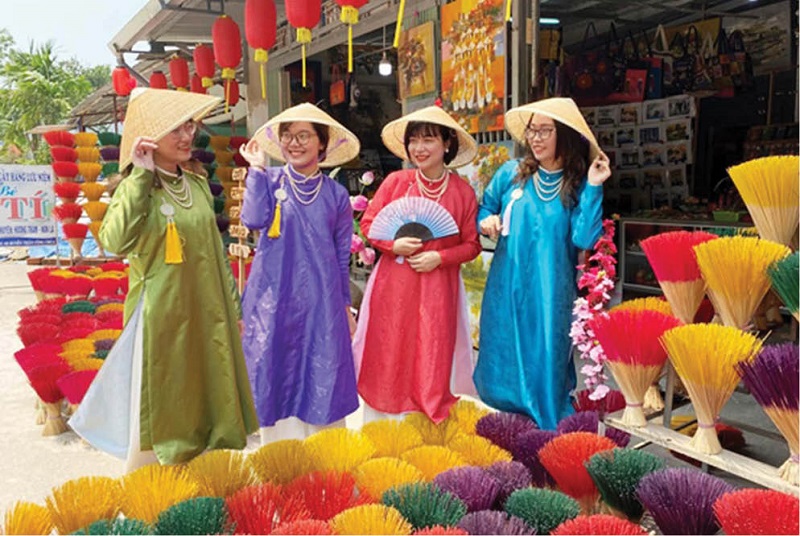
top-left (239, 138), bottom-right (268, 169)
top-left (587, 152), bottom-right (612, 186)
top-left (392, 237), bottom-right (423, 257)
top-left (408, 251), bottom-right (442, 273)
top-left (346, 307), bottom-right (357, 336)
top-left (131, 136), bottom-right (158, 171)
top-left (480, 215), bottom-right (502, 240)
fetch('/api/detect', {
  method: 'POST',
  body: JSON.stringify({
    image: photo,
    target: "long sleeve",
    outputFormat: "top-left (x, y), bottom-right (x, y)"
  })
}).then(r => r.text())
top-left (241, 167), bottom-right (275, 230)
top-left (438, 185), bottom-right (481, 267)
top-left (570, 180), bottom-right (604, 250)
top-left (359, 172), bottom-right (400, 255)
top-left (198, 176), bottom-right (243, 319)
top-left (334, 188), bottom-right (353, 306)
top-left (477, 160), bottom-right (516, 229)
top-left (99, 166), bottom-right (153, 256)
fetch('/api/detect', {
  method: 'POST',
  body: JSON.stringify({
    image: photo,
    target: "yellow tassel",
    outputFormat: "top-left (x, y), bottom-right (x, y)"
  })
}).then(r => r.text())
top-left (505, 0), bottom-right (512, 21)
top-left (225, 79), bottom-right (230, 114)
top-left (297, 28), bottom-right (312, 88)
top-left (165, 220), bottom-right (183, 264)
top-left (393, 0), bottom-right (406, 48)
top-left (255, 48), bottom-right (268, 99)
top-left (267, 201), bottom-right (281, 238)
top-left (341, 6), bottom-right (359, 73)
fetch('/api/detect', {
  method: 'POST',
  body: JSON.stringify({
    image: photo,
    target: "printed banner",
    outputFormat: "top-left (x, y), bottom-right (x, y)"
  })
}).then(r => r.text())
top-left (0, 165), bottom-right (56, 246)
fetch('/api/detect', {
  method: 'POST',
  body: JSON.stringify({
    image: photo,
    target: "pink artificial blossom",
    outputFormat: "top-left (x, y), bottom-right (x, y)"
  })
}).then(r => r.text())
top-left (350, 195), bottom-right (369, 212)
top-left (350, 233), bottom-right (365, 253)
top-left (570, 219), bottom-right (617, 405)
top-left (358, 247), bottom-right (376, 265)
top-left (360, 171), bottom-right (375, 186)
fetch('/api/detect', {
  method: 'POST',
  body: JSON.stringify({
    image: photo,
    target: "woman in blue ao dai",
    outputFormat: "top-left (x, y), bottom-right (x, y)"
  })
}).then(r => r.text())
top-left (474, 98), bottom-right (612, 430)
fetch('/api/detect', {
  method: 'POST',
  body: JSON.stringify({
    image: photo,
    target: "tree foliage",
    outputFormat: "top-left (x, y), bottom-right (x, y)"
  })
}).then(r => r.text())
top-left (0, 28), bottom-right (109, 163)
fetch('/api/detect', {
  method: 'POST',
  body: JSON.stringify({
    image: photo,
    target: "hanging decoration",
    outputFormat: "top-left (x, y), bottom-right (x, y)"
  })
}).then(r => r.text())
top-left (285, 0), bottom-right (321, 87)
top-left (111, 67), bottom-right (135, 97)
top-left (149, 71), bottom-right (168, 89)
top-left (227, 79), bottom-right (241, 107)
top-left (335, 0), bottom-right (368, 73)
top-left (393, 0), bottom-right (407, 48)
top-left (245, 0), bottom-right (277, 99)
top-left (190, 73), bottom-right (207, 94)
top-left (212, 15), bottom-right (242, 113)
top-left (169, 56), bottom-right (190, 91)
top-left (193, 44), bottom-right (216, 88)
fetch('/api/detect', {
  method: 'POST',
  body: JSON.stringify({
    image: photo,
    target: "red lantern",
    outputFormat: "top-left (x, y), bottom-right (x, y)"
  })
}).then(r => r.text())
top-left (285, 0), bottom-right (321, 87)
top-left (193, 44), bottom-right (216, 88)
top-left (169, 56), bottom-right (190, 91)
top-left (228, 79), bottom-right (240, 107)
top-left (111, 67), bottom-right (135, 97)
top-left (245, 0), bottom-right (277, 99)
top-left (335, 0), bottom-right (368, 73)
top-left (212, 15), bottom-right (242, 113)
top-left (190, 73), bottom-right (206, 94)
top-left (149, 71), bottom-right (168, 89)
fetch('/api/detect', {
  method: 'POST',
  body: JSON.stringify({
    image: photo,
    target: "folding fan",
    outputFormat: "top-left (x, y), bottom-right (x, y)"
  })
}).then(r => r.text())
top-left (368, 196), bottom-right (459, 243)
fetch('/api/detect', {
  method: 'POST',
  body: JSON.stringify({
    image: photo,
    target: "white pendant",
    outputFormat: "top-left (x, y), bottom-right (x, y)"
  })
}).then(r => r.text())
top-left (511, 188), bottom-right (523, 200)
top-left (275, 188), bottom-right (288, 202)
top-left (160, 202), bottom-right (175, 217)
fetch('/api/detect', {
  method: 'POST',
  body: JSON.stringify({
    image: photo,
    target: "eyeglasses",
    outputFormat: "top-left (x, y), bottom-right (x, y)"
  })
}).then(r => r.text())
top-left (168, 121), bottom-right (198, 138)
top-left (524, 126), bottom-right (556, 141)
top-left (280, 131), bottom-right (318, 146)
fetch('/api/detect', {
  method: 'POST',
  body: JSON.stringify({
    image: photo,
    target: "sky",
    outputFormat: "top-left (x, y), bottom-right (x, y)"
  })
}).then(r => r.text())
top-left (5, 0), bottom-right (147, 67)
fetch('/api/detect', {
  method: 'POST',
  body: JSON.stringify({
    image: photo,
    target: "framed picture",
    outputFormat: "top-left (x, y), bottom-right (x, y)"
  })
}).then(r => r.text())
top-left (620, 148), bottom-right (641, 168)
top-left (641, 145), bottom-right (667, 167)
top-left (666, 141), bottom-right (692, 165)
top-left (667, 95), bottom-right (694, 118)
top-left (619, 103), bottom-right (641, 125)
top-left (665, 119), bottom-right (692, 142)
top-left (604, 149), bottom-right (617, 169)
top-left (643, 100), bottom-right (668, 123)
top-left (616, 127), bottom-right (637, 146)
top-left (458, 141), bottom-right (514, 201)
top-left (597, 128), bottom-right (616, 148)
top-left (461, 251), bottom-right (494, 349)
top-left (642, 168), bottom-right (666, 188)
top-left (617, 170), bottom-right (639, 189)
top-left (639, 125), bottom-right (663, 145)
top-left (398, 21), bottom-right (437, 99)
top-left (441, 0), bottom-right (506, 133)
top-left (597, 106), bottom-right (620, 127)
top-left (666, 165), bottom-right (688, 187)
top-left (652, 188), bottom-right (671, 208)
top-left (581, 107), bottom-right (597, 126)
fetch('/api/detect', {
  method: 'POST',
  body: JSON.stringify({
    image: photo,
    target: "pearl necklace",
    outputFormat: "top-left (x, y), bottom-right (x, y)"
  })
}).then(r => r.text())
top-left (415, 168), bottom-right (450, 202)
top-left (533, 170), bottom-right (563, 203)
top-left (155, 166), bottom-right (193, 209)
top-left (282, 164), bottom-right (325, 206)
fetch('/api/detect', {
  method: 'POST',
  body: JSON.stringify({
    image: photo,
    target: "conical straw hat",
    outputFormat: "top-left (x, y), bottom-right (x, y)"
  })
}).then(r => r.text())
top-left (253, 103), bottom-right (360, 167)
top-left (119, 88), bottom-right (222, 171)
top-left (505, 97), bottom-right (601, 160)
top-left (381, 106), bottom-right (478, 169)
